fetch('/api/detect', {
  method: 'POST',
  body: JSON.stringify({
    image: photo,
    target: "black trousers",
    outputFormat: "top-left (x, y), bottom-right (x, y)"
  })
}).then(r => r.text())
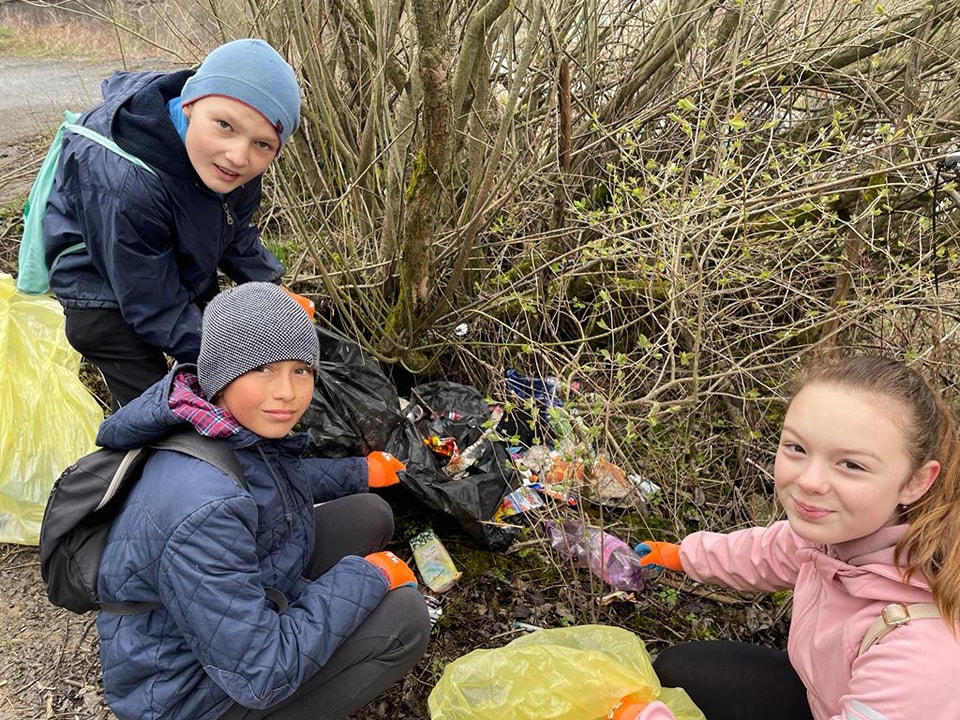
top-left (653, 641), bottom-right (814, 720)
top-left (63, 307), bottom-right (168, 410)
top-left (219, 494), bottom-right (431, 720)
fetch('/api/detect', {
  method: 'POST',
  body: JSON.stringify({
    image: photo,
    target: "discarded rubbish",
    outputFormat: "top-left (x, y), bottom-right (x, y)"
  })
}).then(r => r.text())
top-left (545, 519), bottom-right (651, 594)
top-left (442, 406), bottom-right (505, 478)
top-left (396, 381), bottom-right (520, 550)
top-left (424, 435), bottom-right (459, 458)
top-left (424, 594), bottom-right (443, 627)
top-left (427, 624), bottom-right (705, 720)
top-left (516, 443), bottom-right (654, 509)
top-left (410, 528), bottom-right (462, 593)
top-left (491, 485), bottom-right (544, 522)
top-left (513, 620), bottom-right (543, 633)
top-left (301, 341), bottom-right (519, 549)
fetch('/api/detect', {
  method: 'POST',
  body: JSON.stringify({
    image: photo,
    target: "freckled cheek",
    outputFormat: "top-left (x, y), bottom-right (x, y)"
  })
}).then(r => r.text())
top-left (772, 456), bottom-right (790, 489)
top-left (838, 488), bottom-right (888, 519)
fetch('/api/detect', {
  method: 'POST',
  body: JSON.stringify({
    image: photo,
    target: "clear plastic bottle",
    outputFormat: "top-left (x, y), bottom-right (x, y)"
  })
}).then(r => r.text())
top-left (545, 519), bottom-right (648, 593)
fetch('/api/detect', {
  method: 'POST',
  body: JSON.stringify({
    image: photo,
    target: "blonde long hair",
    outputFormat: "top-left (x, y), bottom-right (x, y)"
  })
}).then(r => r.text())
top-left (797, 355), bottom-right (960, 627)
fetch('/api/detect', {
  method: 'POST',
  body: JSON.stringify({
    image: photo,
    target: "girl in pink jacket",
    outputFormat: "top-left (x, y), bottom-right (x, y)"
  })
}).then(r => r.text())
top-left (632, 355), bottom-right (960, 720)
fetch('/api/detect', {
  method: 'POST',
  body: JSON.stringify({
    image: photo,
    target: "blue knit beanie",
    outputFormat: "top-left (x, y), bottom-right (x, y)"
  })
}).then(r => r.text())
top-left (181, 38), bottom-right (301, 146)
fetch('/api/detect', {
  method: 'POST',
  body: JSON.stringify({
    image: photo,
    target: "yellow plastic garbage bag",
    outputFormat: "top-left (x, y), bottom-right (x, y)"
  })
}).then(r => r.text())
top-left (428, 624), bottom-right (705, 720)
top-left (0, 274), bottom-right (102, 545)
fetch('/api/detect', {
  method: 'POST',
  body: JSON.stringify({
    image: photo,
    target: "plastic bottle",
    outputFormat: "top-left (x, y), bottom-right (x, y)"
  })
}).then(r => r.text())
top-left (545, 519), bottom-right (649, 593)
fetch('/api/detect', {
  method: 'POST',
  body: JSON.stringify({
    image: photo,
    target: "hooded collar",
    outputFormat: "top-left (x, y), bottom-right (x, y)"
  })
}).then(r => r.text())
top-left (830, 524), bottom-right (907, 566)
top-left (106, 69), bottom-right (200, 180)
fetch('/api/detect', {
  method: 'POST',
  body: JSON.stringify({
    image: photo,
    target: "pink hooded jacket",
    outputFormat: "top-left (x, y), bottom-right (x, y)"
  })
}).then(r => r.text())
top-left (638, 520), bottom-right (960, 720)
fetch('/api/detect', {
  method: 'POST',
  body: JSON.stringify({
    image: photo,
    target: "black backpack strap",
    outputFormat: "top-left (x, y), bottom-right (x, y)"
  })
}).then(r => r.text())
top-left (149, 427), bottom-right (246, 488)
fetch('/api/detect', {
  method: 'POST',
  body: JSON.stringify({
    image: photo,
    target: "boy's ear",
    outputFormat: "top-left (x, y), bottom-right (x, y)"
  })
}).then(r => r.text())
top-left (900, 460), bottom-right (940, 506)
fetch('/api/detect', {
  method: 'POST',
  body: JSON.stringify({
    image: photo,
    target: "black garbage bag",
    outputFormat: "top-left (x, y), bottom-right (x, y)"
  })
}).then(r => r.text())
top-left (301, 327), bottom-right (404, 457)
top-left (390, 381), bottom-right (521, 550)
top-left (301, 336), bottom-right (519, 549)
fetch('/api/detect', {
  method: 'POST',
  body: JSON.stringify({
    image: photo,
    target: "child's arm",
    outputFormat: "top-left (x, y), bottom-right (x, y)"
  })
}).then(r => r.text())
top-left (157, 489), bottom-right (390, 709)
top-left (47, 142), bottom-right (207, 361)
top-left (834, 619), bottom-right (960, 719)
top-left (301, 455), bottom-right (369, 502)
top-left (650, 521), bottom-right (805, 593)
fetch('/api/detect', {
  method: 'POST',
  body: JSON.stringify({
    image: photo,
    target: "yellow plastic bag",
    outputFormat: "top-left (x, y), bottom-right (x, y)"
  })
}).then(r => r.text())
top-left (428, 624), bottom-right (705, 720)
top-left (0, 274), bottom-right (102, 545)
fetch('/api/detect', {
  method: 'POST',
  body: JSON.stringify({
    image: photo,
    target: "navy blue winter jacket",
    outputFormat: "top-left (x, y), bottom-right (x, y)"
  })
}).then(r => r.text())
top-left (43, 69), bottom-right (284, 362)
top-left (95, 368), bottom-right (389, 720)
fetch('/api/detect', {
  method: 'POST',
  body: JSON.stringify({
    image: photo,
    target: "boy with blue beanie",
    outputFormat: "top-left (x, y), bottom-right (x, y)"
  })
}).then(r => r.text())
top-left (43, 39), bottom-right (312, 410)
top-left (94, 281), bottom-right (430, 720)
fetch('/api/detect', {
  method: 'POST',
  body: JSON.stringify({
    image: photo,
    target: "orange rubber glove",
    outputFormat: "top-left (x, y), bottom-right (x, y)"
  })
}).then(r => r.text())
top-left (282, 286), bottom-right (316, 322)
top-left (365, 551), bottom-right (418, 590)
top-left (366, 451), bottom-right (405, 488)
top-left (608, 692), bottom-right (654, 719)
top-left (633, 541), bottom-right (683, 572)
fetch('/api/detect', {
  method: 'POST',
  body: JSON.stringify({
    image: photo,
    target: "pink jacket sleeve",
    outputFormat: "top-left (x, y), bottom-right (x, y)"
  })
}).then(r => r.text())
top-left (679, 521), bottom-right (808, 593)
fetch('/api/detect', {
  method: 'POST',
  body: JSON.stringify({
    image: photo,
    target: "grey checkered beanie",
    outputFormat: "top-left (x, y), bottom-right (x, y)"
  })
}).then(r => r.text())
top-left (198, 282), bottom-right (319, 399)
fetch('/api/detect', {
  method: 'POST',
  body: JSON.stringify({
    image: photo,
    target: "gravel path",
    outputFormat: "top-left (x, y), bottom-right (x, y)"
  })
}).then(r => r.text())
top-left (0, 56), bottom-right (124, 144)
top-left (0, 55), bottom-right (165, 205)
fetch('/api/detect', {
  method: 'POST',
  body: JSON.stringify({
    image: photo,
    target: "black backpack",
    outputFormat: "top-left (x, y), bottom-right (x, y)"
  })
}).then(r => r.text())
top-left (39, 427), bottom-right (245, 614)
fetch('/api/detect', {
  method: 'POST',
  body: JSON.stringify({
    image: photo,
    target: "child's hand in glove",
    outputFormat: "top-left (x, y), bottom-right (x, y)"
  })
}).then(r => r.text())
top-left (633, 541), bottom-right (683, 572)
top-left (365, 551), bottom-right (418, 590)
top-left (366, 451), bottom-right (405, 488)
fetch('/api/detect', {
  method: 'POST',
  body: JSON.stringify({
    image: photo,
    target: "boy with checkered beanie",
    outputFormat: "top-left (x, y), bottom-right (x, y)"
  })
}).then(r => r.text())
top-left (89, 282), bottom-right (429, 719)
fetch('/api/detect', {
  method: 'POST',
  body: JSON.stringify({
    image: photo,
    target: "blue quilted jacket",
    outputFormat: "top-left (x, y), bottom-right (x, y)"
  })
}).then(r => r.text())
top-left (95, 369), bottom-right (389, 720)
top-left (43, 69), bottom-right (284, 362)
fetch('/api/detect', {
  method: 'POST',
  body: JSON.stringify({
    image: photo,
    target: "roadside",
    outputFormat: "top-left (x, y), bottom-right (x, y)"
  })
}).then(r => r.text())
top-left (0, 55), bottom-right (166, 205)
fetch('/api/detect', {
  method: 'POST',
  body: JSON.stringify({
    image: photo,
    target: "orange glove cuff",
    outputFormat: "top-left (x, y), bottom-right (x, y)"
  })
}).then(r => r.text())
top-left (366, 451), bottom-right (405, 488)
top-left (365, 551), bottom-right (417, 590)
top-left (282, 286), bottom-right (316, 322)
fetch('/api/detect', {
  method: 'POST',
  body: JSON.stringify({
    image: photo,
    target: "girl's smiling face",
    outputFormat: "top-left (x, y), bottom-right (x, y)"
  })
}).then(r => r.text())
top-left (774, 382), bottom-right (939, 546)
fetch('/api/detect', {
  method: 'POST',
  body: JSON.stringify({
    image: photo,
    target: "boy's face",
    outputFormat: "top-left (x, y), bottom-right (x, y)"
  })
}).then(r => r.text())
top-left (182, 95), bottom-right (280, 193)
top-left (215, 360), bottom-right (314, 438)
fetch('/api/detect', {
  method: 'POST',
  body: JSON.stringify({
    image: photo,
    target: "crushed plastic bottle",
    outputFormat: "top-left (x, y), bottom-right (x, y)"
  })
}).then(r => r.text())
top-left (545, 519), bottom-right (650, 593)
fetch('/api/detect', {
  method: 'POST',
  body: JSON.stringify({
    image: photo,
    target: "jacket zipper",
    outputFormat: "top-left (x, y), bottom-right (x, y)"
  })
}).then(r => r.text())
top-left (257, 445), bottom-right (293, 524)
top-left (223, 202), bottom-right (234, 226)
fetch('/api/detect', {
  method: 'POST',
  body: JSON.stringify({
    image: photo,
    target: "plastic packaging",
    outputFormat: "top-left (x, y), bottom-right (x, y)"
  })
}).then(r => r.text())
top-left (0, 275), bottom-right (103, 544)
top-left (545, 519), bottom-right (649, 593)
top-left (427, 624), bottom-right (705, 720)
top-left (410, 528), bottom-right (462, 592)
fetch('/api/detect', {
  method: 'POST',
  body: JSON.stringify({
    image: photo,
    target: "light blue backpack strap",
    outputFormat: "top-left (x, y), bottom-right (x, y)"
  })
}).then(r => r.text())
top-left (16, 112), bottom-right (158, 294)
top-left (16, 118), bottom-right (71, 293)
top-left (48, 119), bottom-right (158, 276)
top-left (62, 123), bottom-right (157, 177)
